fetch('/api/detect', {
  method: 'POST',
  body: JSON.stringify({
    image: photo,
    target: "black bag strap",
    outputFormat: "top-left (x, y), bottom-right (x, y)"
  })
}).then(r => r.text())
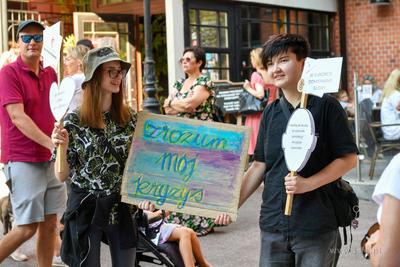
top-left (279, 97), bottom-right (291, 121)
top-left (91, 128), bottom-right (125, 172)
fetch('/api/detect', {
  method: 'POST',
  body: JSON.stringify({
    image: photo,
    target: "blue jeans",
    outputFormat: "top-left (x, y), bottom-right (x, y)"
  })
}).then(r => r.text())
top-left (260, 229), bottom-right (341, 267)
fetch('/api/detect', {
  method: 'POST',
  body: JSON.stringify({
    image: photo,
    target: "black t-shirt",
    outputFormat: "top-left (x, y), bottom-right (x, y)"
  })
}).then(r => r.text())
top-left (254, 94), bottom-right (359, 236)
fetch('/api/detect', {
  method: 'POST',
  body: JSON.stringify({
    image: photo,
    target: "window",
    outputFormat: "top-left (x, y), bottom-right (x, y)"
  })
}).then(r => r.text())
top-left (241, 5), bottom-right (331, 81)
top-left (189, 9), bottom-right (230, 81)
top-left (82, 21), bottom-right (129, 61)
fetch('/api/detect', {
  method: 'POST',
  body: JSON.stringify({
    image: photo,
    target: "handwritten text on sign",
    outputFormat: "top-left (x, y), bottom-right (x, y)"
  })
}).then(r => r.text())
top-left (282, 108), bottom-right (317, 172)
top-left (121, 112), bottom-right (251, 221)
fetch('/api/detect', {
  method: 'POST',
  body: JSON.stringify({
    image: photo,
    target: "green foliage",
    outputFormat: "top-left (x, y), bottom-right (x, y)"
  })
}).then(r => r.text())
top-left (140, 14), bottom-right (168, 80)
top-left (63, 34), bottom-right (75, 53)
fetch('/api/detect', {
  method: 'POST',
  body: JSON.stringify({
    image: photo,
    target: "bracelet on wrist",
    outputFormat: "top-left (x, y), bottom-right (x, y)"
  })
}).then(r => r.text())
top-left (168, 99), bottom-right (173, 107)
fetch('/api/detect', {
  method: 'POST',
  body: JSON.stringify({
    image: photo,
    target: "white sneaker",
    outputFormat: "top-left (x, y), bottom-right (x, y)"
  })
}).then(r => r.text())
top-left (52, 255), bottom-right (68, 266)
top-left (10, 248), bottom-right (28, 261)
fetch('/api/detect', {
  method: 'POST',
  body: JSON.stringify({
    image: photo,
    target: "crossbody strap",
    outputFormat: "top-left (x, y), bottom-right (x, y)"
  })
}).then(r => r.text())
top-left (279, 97), bottom-right (291, 121)
top-left (91, 128), bottom-right (125, 171)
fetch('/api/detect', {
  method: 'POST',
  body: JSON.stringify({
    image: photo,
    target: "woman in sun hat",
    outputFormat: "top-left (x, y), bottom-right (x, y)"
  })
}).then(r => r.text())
top-left (51, 46), bottom-right (138, 267)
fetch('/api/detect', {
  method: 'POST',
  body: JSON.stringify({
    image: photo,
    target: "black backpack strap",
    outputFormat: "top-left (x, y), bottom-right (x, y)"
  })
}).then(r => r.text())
top-left (91, 128), bottom-right (125, 172)
top-left (279, 97), bottom-right (291, 121)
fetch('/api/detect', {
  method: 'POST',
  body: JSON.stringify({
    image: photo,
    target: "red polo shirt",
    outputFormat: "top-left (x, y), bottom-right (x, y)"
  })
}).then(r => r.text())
top-left (0, 56), bottom-right (57, 163)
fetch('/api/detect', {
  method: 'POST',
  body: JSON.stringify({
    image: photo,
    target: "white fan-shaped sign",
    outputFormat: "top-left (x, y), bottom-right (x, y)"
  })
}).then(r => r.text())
top-left (49, 77), bottom-right (76, 121)
top-left (282, 108), bottom-right (317, 172)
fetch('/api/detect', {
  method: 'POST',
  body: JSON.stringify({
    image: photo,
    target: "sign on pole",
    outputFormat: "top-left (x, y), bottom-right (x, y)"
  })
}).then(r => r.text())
top-left (284, 57), bottom-right (343, 215)
top-left (121, 112), bottom-right (251, 221)
top-left (41, 22), bottom-right (63, 69)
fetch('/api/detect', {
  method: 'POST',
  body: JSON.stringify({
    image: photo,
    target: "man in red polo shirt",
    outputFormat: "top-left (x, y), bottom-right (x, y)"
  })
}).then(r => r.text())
top-left (0, 20), bottom-right (67, 266)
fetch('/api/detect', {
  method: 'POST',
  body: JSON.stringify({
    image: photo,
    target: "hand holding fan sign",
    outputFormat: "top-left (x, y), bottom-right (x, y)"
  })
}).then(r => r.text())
top-left (49, 77), bottom-right (75, 172)
top-left (282, 57), bottom-right (343, 215)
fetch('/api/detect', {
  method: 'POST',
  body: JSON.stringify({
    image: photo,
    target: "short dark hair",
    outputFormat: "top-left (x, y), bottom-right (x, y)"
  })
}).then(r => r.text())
top-left (183, 46), bottom-right (206, 71)
top-left (261, 34), bottom-right (310, 69)
top-left (76, 39), bottom-right (94, 50)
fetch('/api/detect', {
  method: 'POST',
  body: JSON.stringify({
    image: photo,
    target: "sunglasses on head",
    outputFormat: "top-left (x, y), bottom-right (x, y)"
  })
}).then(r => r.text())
top-left (363, 75), bottom-right (374, 81)
top-left (361, 222), bottom-right (380, 259)
top-left (20, 34), bottom-right (43, 43)
top-left (103, 69), bottom-right (127, 79)
top-left (179, 57), bottom-right (193, 64)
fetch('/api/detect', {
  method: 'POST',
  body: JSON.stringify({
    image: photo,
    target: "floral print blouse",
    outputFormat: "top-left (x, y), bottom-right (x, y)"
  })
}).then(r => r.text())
top-left (172, 77), bottom-right (215, 121)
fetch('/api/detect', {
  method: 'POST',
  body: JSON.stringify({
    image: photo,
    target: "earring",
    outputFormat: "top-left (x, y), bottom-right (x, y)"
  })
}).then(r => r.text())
top-left (78, 66), bottom-right (81, 70)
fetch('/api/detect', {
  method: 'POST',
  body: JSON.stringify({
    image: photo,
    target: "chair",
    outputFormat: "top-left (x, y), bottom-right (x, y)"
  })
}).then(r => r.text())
top-left (360, 100), bottom-right (400, 179)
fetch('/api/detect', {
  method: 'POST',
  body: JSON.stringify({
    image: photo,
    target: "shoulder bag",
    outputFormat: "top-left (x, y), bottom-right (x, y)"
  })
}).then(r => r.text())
top-left (239, 72), bottom-right (270, 115)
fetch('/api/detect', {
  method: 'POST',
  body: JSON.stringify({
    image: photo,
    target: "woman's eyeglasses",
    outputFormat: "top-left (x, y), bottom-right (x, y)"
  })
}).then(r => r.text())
top-left (361, 222), bottom-right (380, 259)
top-left (20, 34), bottom-right (43, 43)
top-left (103, 69), bottom-right (127, 79)
top-left (179, 57), bottom-right (193, 64)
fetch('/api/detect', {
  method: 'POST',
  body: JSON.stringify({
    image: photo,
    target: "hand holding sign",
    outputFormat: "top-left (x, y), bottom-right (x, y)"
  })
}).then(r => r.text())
top-left (50, 77), bottom-right (75, 172)
top-left (282, 108), bottom-right (317, 215)
top-left (282, 56), bottom-right (342, 215)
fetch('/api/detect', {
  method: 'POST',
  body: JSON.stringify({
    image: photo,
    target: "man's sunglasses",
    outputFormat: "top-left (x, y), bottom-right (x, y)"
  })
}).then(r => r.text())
top-left (179, 57), bottom-right (193, 64)
top-left (103, 69), bottom-right (127, 79)
top-left (20, 34), bottom-right (43, 43)
top-left (361, 222), bottom-right (380, 259)
top-left (363, 75), bottom-right (374, 81)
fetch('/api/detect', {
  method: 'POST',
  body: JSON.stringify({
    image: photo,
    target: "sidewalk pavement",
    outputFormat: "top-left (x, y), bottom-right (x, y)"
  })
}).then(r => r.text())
top-left (0, 151), bottom-right (394, 267)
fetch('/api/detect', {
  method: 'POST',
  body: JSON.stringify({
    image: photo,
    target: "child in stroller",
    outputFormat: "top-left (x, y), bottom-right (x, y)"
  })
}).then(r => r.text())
top-left (139, 201), bottom-right (212, 267)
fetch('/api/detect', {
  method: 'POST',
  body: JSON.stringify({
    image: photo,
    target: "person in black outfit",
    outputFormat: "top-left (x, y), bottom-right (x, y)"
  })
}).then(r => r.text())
top-left (215, 34), bottom-right (358, 267)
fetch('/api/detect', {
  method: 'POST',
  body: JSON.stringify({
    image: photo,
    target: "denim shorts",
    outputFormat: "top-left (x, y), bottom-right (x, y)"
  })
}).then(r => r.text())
top-left (4, 161), bottom-right (67, 225)
top-left (260, 229), bottom-right (341, 267)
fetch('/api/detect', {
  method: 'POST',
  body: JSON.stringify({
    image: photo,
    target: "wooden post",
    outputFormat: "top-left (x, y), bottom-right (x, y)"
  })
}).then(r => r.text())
top-left (285, 171), bottom-right (296, 215)
top-left (57, 21), bottom-right (64, 173)
top-left (284, 92), bottom-right (309, 216)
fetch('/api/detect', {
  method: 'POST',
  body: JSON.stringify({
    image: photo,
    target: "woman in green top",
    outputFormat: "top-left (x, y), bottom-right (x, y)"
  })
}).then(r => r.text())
top-left (51, 46), bottom-right (138, 267)
top-left (163, 46), bottom-right (215, 236)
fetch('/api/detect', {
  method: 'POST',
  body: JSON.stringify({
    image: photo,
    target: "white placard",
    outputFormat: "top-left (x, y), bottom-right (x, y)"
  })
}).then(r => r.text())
top-left (282, 108), bottom-right (317, 172)
top-left (49, 77), bottom-right (76, 121)
top-left (299, 57), bottom-right (343, 97)
top-left (362, 84), bottom-right (372, 99)
top-left (41, 22), bottom-right (63, 68)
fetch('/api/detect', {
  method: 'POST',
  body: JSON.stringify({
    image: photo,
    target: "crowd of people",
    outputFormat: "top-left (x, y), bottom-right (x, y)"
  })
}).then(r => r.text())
top-left (0, 18), bottom-right (399, 267)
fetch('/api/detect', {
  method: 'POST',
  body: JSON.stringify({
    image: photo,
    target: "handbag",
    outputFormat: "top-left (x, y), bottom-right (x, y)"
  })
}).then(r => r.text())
top-left (239, 72), bottom-right (270, 115)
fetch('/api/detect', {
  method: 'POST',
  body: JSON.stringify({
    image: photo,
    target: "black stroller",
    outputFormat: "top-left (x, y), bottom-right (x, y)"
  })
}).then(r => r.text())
top-left (135, 210), bottom-right (185, 267)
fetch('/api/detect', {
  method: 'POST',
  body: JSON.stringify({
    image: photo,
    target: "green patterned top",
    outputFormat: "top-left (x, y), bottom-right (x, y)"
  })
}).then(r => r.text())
top-left (172, 77), bottom-right (215, 121)
top-left (51, 108), bottom-right (138, 224)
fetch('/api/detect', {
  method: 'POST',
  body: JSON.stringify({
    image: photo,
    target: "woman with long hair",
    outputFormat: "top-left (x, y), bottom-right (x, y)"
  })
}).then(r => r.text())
top-left (51, 46), bottom-right (138, 267)
top-left (379, 69), bottom-right (400, 140)
top-left (243, 48), bottom-right (279, 157)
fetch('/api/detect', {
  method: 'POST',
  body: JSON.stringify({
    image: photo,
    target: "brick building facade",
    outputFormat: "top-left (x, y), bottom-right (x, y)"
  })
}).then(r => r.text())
top-left (334, 0), bottom-right (399, 96)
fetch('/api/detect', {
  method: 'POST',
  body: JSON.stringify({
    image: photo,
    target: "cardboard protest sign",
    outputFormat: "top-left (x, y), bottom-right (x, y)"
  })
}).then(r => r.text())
top-left (300, 57), bottom-right (343, 97)
top-left (49, 77), bottom-right (75, 172)
top-left (41, 22), bottom-right (63, 68)
top-left (121, 112), bottom-right (251, 221)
